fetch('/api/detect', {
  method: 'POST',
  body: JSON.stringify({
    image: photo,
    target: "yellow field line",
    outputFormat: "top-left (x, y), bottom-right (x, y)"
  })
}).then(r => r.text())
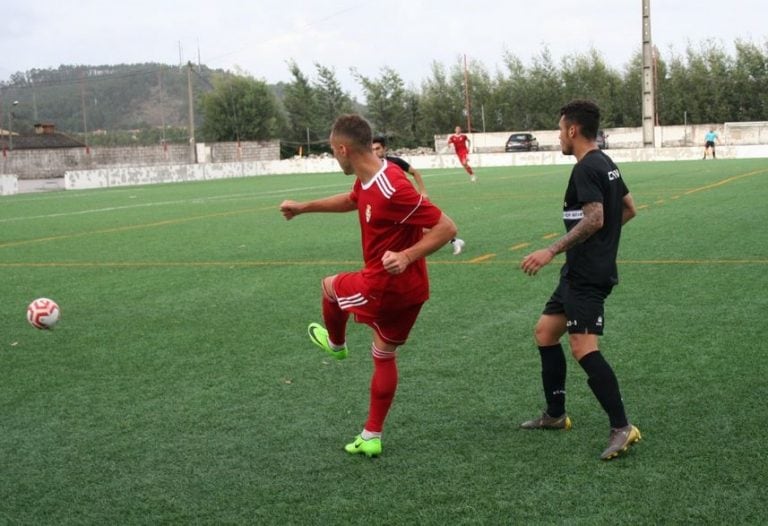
top-left (683, 168), bottom-right (768, 195)
top-left (509, 242), bottom-right (530, 251)
top-left (617, 259), bottom-right (768, 265)
top-left (0, 206), bottom-right (269, 249)
top-left (0, 260), bottom-right (361, 268)
top-left (468, 254), bottom-right (496, 263)
top-left (542, 232), bottom-right (559, 239)
top-left (2, 258), bottom-right (765, 269)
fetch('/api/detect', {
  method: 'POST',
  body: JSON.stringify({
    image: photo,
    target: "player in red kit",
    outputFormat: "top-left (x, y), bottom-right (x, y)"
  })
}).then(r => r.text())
top-left (280, 114), bottom-right (457, 457)
top-left (447, 125), bottom-right (476, 182)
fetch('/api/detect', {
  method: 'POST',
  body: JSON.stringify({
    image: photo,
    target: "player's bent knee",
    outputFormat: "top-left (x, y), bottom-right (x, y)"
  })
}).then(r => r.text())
top-left (371, 341), bottom-right (397, 359)
top-left (321, 275), bottom-right (337, 301)
top-left (371, 332), bottom-right (398, 356)
top-left (568, 333), bottom-right (599, 360)
top-left (535, 334), bottom-right (561, 347)
top-left (534, 321), bottom-right (564, 347)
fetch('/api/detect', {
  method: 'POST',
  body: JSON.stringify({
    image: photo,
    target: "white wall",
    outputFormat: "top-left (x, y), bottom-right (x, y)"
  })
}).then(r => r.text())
top-left (64, 144), bottom-right (768, 191)
top-left (65, 157), bottom-right (341, 190)
top-left (0, 174), bottom-right (18, 195)
top-left (437, 122), bottom-right (768, 152)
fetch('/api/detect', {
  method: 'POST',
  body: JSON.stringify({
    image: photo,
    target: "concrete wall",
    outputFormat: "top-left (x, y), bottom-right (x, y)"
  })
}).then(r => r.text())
top-left (63, 144), bottom-right (768, 192)
top-left (65, 156), bottom-right (341, 190)
top-left (416, 145), bottom-right (768, 170)
top-left (1, 140), bottom-right (280, 179)
top-left (437, 122), bottom-right (768, 152)
top-left (0, 174), bottom-right (18, 195)
top-left (7, 122), bottom-right (765, 181)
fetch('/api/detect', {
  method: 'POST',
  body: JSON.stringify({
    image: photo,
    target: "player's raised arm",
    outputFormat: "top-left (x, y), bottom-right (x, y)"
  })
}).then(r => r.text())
top-left (279, 193), bottom-right (356, 220)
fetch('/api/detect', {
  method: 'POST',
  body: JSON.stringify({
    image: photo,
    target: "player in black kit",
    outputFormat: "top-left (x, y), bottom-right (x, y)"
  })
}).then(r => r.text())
top-left (519, 100), bottom-right (641, 460)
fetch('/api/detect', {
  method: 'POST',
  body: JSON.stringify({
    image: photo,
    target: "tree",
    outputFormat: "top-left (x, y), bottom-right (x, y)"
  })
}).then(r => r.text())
top-left (313, 64), bottom-right (354, 133)
top-left (450, 57), bottom-right (493, 133)
top-left (281, 61), bottom-right (321, 153)
top-left (731, 40), bottom-right (768, 121)
top-left (418, 62), bottom-right (461, 144)
top-left (614, 52), bottom-right (643, 127)
top-left (560, 49), bottom-right (623, 127)
top-left (354, 66), bottom-right (409, 144)
top-left (199, 73), bottom-right (283, 141)
top-left (524, 48), bottom-right (564, 129)
top-left (492, 52), bottom-right (531, 131)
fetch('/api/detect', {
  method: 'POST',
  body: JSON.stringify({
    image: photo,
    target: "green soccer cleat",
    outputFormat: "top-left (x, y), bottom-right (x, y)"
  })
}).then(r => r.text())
top-left (307, 322), bottom-right (348, 360)
top-left (344, 435), bottom-right (382, 457)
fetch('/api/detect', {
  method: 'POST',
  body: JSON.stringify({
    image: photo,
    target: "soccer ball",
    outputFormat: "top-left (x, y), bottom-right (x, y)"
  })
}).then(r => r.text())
top-left (27, 298), bottom-right (61, 330)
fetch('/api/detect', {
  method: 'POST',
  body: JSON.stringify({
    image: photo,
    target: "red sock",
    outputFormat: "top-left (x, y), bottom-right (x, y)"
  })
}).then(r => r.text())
top-left (322, 295), bottom-right (349, 347)
top-left (364, 346), bottom-right (398, 433)
top-left (466, 165), bottom-right (474, 175)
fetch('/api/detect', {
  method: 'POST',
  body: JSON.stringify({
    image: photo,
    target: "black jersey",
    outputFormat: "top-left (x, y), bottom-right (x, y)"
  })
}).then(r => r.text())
top-left (385, 155), bottom-right (411, 173)
top-left (561, 149), bottom-right (629, 287)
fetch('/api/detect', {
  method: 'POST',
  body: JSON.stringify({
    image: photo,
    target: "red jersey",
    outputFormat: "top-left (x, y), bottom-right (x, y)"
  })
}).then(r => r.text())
top-left (448, 133), bottom-right (470, 155)
top-left (349, 160), bottom-right (444, 305)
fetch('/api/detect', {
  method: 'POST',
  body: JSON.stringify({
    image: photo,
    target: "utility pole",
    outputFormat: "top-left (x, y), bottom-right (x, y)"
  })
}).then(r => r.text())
top-left (187, 61), bottom-right (197, 163)
top-left (641, 0), bottom-right (656, 147)
top-left (9, 100), bottom-right (18, 151)
top-left (158, 69), bottom-right (167, 146)
top-left (463, 54), bottom-right (472, 134)
top-left (32, 90), bottom-right (38, 122)
top-left (80, 70), bottom-right (90, 154)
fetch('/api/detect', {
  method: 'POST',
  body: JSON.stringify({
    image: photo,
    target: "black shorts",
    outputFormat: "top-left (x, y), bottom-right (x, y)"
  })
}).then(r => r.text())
top-left (542, 278), bottom-right (613, 335)
top-left (705, 141), bottom-right (715, 148)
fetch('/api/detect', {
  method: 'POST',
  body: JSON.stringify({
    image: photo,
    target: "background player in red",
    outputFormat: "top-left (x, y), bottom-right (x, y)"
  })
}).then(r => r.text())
top-left (372, 135), bottom-right (466, 255)
top-left (280, 114), bottom-right (457, 457)
top-left (447, 125), bottom-right (476, 182)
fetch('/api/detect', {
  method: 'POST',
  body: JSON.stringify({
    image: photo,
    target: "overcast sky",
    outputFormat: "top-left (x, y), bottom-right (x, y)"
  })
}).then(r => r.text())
top-left (3, 1), bottom-right (766, 99)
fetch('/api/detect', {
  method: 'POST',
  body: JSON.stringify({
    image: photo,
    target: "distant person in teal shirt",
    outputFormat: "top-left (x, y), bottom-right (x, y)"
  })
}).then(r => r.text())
top-left (703, 129), bottom-right (718, 159)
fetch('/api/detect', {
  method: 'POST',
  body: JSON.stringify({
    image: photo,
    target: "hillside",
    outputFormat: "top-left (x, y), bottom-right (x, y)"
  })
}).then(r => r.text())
top-left (1, 63), bottom-right (244, 141)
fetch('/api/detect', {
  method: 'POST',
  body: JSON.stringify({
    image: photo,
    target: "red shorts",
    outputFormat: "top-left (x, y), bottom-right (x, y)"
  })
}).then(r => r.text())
top-left (456, 151), bottom-right (469, 164)
top-left (332, 271), bottom-right (425, 345)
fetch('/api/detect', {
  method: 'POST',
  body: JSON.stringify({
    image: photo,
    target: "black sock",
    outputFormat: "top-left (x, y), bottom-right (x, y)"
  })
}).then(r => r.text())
top-left (578, 351), bottom-right (628, 428)
top-left (538, 344), bottom-right (566, 418)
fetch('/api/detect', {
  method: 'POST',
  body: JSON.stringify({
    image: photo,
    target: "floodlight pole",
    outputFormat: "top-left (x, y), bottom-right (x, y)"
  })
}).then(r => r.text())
top-left (186, 62), bottom-right (198, 163)
top-left (641, 0), bottom-right (656, 147)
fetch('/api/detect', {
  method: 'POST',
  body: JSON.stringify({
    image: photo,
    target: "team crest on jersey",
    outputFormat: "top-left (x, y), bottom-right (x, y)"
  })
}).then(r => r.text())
top-left (365, 204), bottom-right (372, 223)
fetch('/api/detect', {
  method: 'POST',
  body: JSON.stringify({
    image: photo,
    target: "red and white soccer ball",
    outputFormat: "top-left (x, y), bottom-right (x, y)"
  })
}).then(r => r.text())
top-left (27, 298), bottom-right (61, 330)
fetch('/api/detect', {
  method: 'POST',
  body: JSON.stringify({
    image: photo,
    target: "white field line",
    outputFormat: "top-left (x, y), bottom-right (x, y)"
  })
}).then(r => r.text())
top-left (0, 182), bottom-right (351, 224)
top-left (0, 170), bottom-right (465, 224)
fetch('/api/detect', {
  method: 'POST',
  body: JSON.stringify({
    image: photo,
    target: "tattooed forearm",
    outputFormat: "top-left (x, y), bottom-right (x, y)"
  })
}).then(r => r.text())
top-left (548, 202), bottom-right (604, 255)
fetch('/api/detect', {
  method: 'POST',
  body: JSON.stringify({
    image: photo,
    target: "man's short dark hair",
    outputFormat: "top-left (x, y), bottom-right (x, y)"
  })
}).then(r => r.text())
top-left (332, 114), bottom-right (373, 151)
top-left (560, 100), bottom-right (600, 140)
top-left (372, 135), bottom-right (387, 147)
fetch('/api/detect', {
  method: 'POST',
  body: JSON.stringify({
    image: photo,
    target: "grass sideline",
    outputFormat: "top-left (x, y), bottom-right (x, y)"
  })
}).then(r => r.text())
top-left (1, 159), bottom-right (767, 524)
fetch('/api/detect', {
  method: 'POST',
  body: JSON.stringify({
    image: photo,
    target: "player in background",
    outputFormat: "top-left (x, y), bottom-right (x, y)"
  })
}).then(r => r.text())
top-left (372, 135), bottom-right (465, 255)
top-left (280, 114), bottom-right (457, 458)
top-left (519, 99), bottom-right (640, 461)
top-left (447, 126), bottom-right (476, 182)
top-left (703, 129), bottom-right (718, 159)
